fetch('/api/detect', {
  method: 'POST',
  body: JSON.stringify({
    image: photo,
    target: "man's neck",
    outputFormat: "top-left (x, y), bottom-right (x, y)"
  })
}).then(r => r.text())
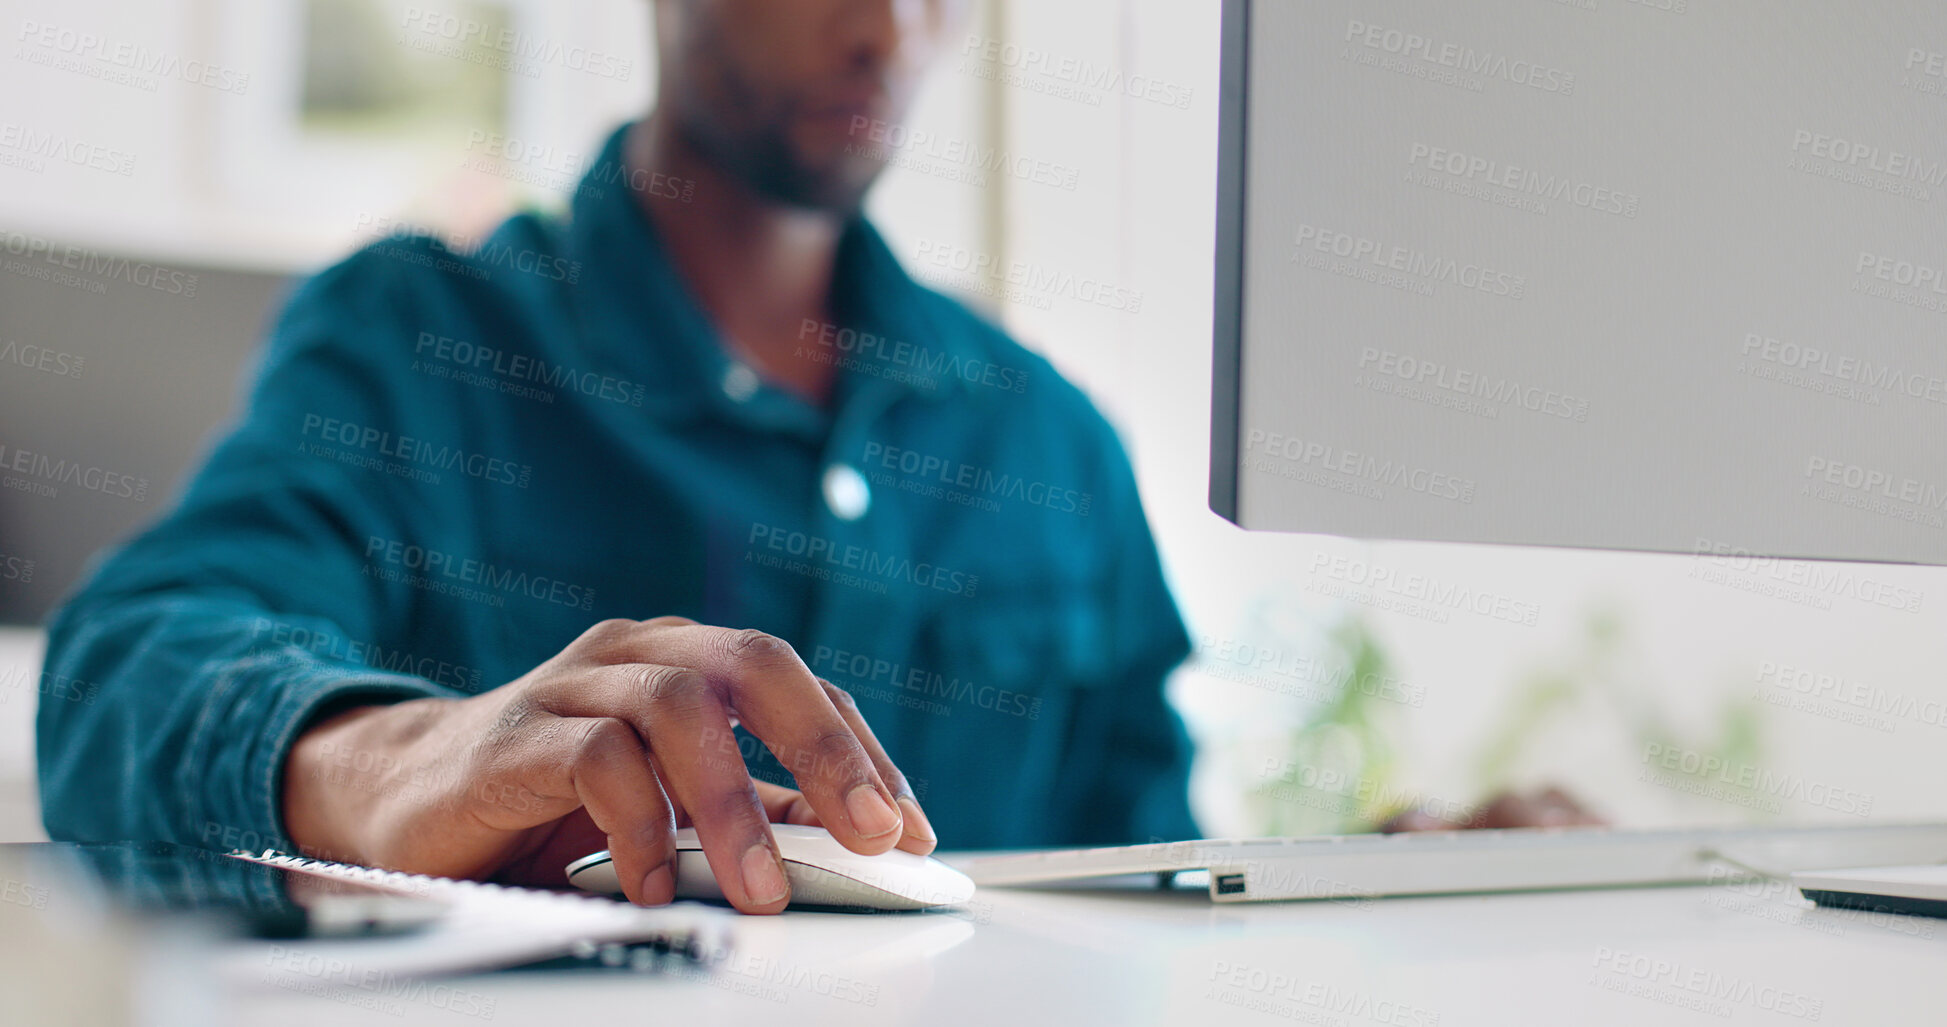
top-left (626, 117), bottom-right (843, 405)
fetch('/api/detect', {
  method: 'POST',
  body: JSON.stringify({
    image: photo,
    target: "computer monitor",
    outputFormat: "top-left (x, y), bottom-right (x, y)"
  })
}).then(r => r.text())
top-left (1210, 0), bottom-right (1947, 565)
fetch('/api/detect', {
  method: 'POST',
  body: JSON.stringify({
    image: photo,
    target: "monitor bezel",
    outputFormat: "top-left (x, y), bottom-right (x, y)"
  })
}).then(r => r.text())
top-left (1208, 0), bottom-right (1252, 525)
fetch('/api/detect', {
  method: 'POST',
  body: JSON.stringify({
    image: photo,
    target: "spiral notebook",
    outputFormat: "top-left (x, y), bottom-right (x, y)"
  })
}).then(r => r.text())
top-left (219, 850), bottom-right (739, 988)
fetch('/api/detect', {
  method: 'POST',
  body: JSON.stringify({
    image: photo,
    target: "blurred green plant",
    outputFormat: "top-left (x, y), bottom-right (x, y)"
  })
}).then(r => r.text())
top-left (1235, 604), bottom-right (1769, 836)
top-left (1241, 614), bottom-right (1405, 836)
top-left (1469, 606), bottom-right (1768, 820)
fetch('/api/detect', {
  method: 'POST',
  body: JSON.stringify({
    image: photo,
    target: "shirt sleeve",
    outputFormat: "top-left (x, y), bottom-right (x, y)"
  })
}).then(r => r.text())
top-left (36, 257), bottom-right (466, 854)
top-left (1045, 420), bottom-right (1201, 845)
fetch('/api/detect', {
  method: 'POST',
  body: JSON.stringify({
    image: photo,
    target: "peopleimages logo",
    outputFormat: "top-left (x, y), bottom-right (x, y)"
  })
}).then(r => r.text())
top-left (14, 19), bottom-right (252, 94)
top-left (958, 34), bottom-right (1195, 111)
top-left (353, 214), bottom-right (582, 285)
top-left (747, 523), bottom-right (978, 597)
top-left (251, 618), bottom-right (482, 692)
top-left (1197, 633), bottom-right (1427, 707)
top-left (0, 442), bottom-right (148, 501)
top-left (797, 320), bottom-right (1028, 395)
top-left (1357, 347), bottom-right (1589, 422)
top-left (412, 332), bottom-right (645, 408)
top-left (364, 536), bottom-right (596, 612)
top-left (398, 6), bottom-right (633, 81)
top-left (1407, 143), bottom-right (1640, 218)
top-left (0, 226), bottom-right (198, 297)
top-left (812, 645), bottom-right (1042, 721)
top-left (0, 339), bottom-right (85, 378)
top-left (1203, 960), bottom-right (1441, 1027)
top-left (912, 239), bottom-right (1144, 314)
top-left (848, 116), bottom-right (1081, 192)
top-left (261, 945), bottom-right (498, 1019)
top-left (0, 552), bottom-right (33, 583)
top-left (1852, 251), bottom-right (1947, 314)
top-left (1691, 537), bottom-right (1924, 613)
top-left (1247, 429), bottom-right (1479, 505)
top-left (1639, 742), bottom-right (1874, 816)
top-left (1855, 252), bottom-right (1947, 295)
top-left (1791, 130), bottom-right (1946, 187)
top-left (1755, 659), bottom-right (1947, 734)
top-left (300, 414), bottom-right (534, 488)
top-left (1590, 948), bottom-right (1823, 1021)
top-left (0, 662), bottom-right (96, 707)
top-left (1344, 20), bottom-right (1576, 94)
top-left (1293, 223), bottom-right (1526, 299)
top-left (859, 442), bottom-right (1090, 516)
top-left (1308, 553), bottom-right (1538, 627)
top-left (1804, 456), bottom-right (1947, 511)
top-left (1741, 332), bottom-right (1947, 406)
top-left (0, 122), bottom-right (137, 176)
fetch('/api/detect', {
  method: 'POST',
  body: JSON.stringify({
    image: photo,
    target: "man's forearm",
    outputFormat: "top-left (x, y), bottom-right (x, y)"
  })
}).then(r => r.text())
top-left (38, 591), bottom-right (456, 851)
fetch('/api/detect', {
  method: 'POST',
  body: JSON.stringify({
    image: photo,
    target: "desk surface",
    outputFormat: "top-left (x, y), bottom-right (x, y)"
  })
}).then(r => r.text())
top-left (4, 614), bottom-right (1934, 1027)
top-left (0, 627), bottom-right (47, 844)
top-left (218, 871), bottom-right (1940, 1027)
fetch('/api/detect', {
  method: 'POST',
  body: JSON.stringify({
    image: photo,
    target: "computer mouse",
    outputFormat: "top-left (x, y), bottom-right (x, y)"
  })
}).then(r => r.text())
top-left (565, 825), bottom-right (976, 912)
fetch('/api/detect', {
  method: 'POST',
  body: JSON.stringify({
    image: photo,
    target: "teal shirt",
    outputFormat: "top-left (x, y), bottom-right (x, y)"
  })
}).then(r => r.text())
top-left (37, 125), bottom-right (1198, 854)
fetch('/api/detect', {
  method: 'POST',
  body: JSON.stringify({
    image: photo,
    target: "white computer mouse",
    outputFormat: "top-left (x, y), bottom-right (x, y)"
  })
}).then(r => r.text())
top-left (565, 825), bottom-right (975, 912)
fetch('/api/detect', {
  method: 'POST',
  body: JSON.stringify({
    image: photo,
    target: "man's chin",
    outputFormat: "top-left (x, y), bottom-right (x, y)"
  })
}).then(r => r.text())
top-left (757, 163), bottom-right (882, 216)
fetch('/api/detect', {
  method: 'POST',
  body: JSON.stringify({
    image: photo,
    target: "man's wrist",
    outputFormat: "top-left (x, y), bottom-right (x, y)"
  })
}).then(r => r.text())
top-left (281, 700), bottom-right (433, 865)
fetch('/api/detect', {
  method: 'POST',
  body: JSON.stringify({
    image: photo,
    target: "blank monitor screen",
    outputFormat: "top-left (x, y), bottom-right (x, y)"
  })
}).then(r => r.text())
top-left (1210, 0), bottom-right (1947, 564)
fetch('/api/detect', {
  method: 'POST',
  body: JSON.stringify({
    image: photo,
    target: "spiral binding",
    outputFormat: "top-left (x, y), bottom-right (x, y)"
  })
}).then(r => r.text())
top-left (227, 849), bottom-right (731, 970)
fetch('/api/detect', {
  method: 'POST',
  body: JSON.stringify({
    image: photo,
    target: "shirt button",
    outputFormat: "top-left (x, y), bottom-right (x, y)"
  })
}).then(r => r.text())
top-left (823, 464), bottom-right (871, 521)
top-left (721, 362), bottom-right (760, 403)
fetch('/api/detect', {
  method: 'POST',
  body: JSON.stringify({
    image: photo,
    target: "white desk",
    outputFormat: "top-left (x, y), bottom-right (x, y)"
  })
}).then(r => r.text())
top-left (9, 612), bottom-right (1938, 1025)
top-left (221, 873), bottom-right (1942, 1027)
top-left (0, 626), bottom-right (46, 842)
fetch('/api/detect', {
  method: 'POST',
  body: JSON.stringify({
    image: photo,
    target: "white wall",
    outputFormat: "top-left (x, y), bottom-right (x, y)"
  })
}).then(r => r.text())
top-left (0, 0), bottom-right (657, 270)
top-left (0, 629), bottom-right (47, 840)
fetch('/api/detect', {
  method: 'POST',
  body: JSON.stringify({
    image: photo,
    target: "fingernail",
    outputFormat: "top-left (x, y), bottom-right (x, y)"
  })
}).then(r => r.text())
top-left (641, 863), bottom-right (674, 905)
top-left (846, 784), bottom-right (903, 839)
top-left (897, 796), bottom-right (936, 843)
top-left (741, 843), bottom-right (790, 906)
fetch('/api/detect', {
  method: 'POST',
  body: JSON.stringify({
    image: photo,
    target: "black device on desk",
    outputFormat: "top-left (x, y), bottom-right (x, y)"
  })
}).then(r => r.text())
top-left (7, 840), bottom-right (445, 939)
top-left (1795, 866), bottom-right (1947, 920)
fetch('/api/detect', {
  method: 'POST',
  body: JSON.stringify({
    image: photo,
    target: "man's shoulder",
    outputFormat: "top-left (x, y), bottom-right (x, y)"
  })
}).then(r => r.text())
top-left (302, 212), bottom-right (573, 321)
top-left (274, 212), bottom-right (574, 366)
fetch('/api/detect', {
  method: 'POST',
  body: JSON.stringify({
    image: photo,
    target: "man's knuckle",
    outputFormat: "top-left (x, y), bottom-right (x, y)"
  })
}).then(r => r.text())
top-left (820, 680), bottom-right (859, 712)
top-left (580, 618), bottom-right (636, 643)
top-left (707, 788), bottom-right (765, 825)
top-left (639, 666), bottom-right (712, 709)
top-left (491, 696), bottom-right (534, 733)
top-left (725, 628), bottom-right (797, 665)
top-left (572, 619), bottom-right (641, 662)
top-left (811, 727), bottom-right (863, 767)
top-left (574, 717), bottom-right (640, 765)
top-left (630, 824), bottom-right (678, 861)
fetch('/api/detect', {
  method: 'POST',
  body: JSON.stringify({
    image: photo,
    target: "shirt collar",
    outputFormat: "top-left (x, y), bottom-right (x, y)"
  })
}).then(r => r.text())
top-left (564, 123), bottom-right (977, 433)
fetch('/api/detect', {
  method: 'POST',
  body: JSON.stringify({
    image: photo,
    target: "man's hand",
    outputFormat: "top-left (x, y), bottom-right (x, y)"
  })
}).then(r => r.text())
top-left (1378, 786), bottom-right (1605, 833)
top-left (281, 617), bottom-right (935, 914)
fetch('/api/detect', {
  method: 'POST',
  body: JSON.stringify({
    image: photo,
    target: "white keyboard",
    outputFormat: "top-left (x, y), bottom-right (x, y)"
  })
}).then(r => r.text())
top-left (959, 824), bottom-right (1947, 903)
